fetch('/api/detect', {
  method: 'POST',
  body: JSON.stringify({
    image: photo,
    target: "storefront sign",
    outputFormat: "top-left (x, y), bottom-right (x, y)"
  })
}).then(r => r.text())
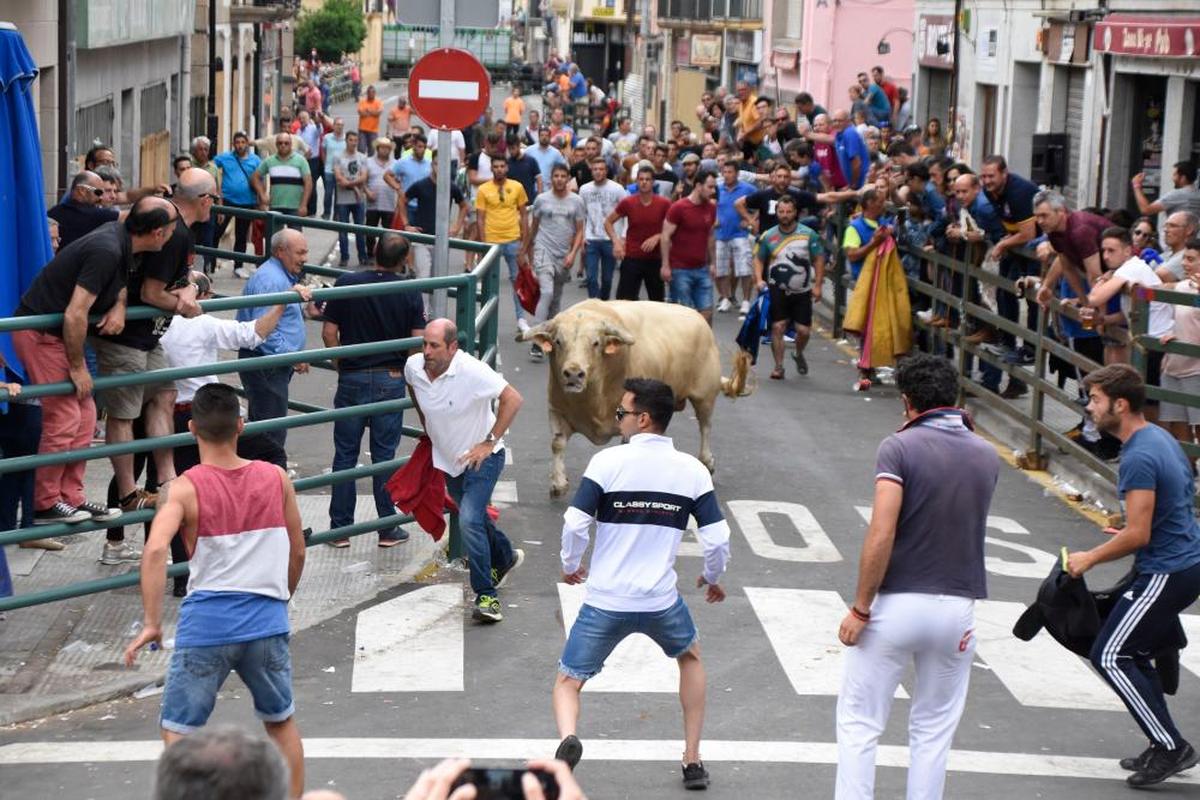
top-left (918, 14), bottom-right (954, 69)
top-left (573, 29), bottom-right (606, 46)
top-left (1094, 14), bottom-right (1200, 58)
top-left (691, 34), bottom-right (722, 67)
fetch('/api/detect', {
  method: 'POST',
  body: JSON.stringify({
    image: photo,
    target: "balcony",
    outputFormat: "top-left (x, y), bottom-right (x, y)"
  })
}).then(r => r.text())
top-left (657, 0), bottom-right (763, 23)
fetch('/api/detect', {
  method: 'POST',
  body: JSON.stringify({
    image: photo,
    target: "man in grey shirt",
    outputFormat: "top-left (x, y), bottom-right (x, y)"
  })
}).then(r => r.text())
top-left (836, 353), bottom-right (999, 800)
top-left (578, 158), bottom-right (628, 300)
top-left (333, 130), bottom-right (369, 265)
top-left (521, 163), bottom-right (584, 360)
top-left (1133, 160), bottom-right (1200, 219)
top-left (1155, 211), bottom-right (1199, 283)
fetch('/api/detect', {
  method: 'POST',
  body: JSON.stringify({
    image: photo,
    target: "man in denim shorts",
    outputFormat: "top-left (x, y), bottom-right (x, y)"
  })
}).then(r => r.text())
top-left (125, 383), bottom-right (308, 799)
top-left (661, 172), bottom-right (718, 323)
top-left (553, 378), bottom-right (730, 789)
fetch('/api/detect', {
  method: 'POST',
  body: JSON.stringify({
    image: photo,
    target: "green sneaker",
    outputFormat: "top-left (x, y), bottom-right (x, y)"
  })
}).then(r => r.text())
top-left (473, 594), bottom-right (502, 622)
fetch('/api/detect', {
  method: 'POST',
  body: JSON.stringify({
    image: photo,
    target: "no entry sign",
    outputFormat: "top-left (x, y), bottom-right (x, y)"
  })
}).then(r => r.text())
top-left (408, 48), bottom-right (491, 131)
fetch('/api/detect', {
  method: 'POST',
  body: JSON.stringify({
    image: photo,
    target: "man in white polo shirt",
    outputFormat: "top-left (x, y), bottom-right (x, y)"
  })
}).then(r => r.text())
top-left (405, 318), bottom-right (525, 622)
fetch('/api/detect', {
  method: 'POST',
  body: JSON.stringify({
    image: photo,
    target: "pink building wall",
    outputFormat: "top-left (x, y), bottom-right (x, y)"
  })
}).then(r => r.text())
top-left (764, 0), bottom-right (913, 112)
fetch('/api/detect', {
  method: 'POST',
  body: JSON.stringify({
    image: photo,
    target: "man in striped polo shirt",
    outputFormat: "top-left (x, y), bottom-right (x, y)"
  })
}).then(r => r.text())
top-left (251, 132), bottom-right (312, 228)
top-left (554, 377), bottom-right (730, 789)
top-left (125, 383), bottom-right (308, 799)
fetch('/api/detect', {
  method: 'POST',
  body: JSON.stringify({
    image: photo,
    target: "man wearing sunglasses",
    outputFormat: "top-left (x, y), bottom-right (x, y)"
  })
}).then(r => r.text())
top-left (48, 171), bottom-right (122, 248)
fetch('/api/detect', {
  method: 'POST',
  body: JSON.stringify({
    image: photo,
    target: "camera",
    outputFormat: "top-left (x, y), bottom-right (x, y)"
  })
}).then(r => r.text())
top-left (449, 767), bottom-right (560, 800)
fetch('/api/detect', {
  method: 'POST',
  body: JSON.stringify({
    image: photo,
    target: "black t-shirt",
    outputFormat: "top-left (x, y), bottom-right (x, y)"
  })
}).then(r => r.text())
top-left (323, 270), bottom-right (427, 371)
top-left (507, 154), bottom-right (540, 200)
top-left (406, 177), bottom-right (465, 234)
top-left (48, 200), bottom-right (120, 248)
top-left (16, 221), bottom-right (131, 335)
top-left (570, 159), bottom-right (593, 189)
top-left (655, 169), bottom-right (679, 187)
top-left (746, 188), bottom-right (820, 231)
top-left (775, 122), bottom-right (801, 146)
top-left (101, 217), bottom-right (193, 351)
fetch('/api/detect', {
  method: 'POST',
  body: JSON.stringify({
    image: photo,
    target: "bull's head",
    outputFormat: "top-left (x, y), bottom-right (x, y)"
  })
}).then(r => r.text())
top-left (519, 315), bottom-right (635, 393)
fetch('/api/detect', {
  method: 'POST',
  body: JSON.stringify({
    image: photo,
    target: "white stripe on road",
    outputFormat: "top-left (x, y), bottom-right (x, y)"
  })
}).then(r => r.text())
top-left (744, 587), bottom-right (907, 698)
top-left (417, 79), bottom-right (480, 101)
top-left (556, 583), bottom-right (680, 693)
top-left (972, 600), bottom-right (1126, 711)
top-left (351, 584), bottom-right (464, 693)
top-left (491, 480), bottom-right (518, 507)
top-left (729, 500), bottom-right (841, 562)
top-left (3, 738), bottom-right (1198, 783)
top-left (1178, 614), bottom-right (1200, 679)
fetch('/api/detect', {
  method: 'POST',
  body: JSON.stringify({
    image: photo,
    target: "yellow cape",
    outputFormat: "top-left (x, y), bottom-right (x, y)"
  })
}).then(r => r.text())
top-left (843, 237), bottom-right (913, 369)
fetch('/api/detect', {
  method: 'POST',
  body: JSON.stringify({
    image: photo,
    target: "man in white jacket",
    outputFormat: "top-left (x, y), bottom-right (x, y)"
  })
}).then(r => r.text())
top-left (554, 377), bottom-right (730, 790)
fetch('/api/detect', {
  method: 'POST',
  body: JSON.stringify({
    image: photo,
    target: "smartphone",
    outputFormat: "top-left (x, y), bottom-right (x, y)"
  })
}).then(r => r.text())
top-left (449, 767), bottom-right (560, 800)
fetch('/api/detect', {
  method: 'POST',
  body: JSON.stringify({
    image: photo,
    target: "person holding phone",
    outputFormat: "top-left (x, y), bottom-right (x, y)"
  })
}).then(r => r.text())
top-left (555, 378), bottom-right (730, 789)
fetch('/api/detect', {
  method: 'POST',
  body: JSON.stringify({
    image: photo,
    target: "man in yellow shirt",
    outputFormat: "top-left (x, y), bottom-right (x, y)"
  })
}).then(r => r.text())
top-left (357, 85), bottom-right (383, 154)
top-left (477, 154), bottom-right (531, 332)
top-left (736, 81), bottom-right (765, 161)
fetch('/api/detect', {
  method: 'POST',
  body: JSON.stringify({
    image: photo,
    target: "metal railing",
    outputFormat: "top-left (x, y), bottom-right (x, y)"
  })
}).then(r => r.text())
top-left (816, 203), bottom-right (1200, 491)
top-left (0, 207), bottom-right (502, 611)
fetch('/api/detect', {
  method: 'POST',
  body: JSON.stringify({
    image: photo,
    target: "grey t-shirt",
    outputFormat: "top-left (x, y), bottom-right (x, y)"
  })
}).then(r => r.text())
top-left (579, 179), bottom-right (628, 241)
top-left (531, 190), bottom-right (586, 262)
top-left (334, 151), bottom-right (367, 206)
top-left (874, 410), bottom-right (999, 599)
top-left (1157, 184), bottom-right (1200, 217)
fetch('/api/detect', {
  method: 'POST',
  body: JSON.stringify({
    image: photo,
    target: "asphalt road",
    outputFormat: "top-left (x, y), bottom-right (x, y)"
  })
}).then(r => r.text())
top-left (2, 277), bottom-right (1199, 799)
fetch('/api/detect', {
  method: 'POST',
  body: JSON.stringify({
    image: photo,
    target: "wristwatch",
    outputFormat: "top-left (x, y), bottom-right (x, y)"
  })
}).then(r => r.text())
top-left (484, 432), bottom-right (497, 444)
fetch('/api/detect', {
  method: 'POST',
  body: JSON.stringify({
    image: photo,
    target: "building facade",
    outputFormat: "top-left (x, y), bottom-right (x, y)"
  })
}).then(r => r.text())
top-left (911, 1), bottom-right (1200, 213)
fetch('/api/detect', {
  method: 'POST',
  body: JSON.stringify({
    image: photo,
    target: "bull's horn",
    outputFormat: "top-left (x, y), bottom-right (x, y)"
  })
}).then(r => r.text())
top-left (600, 322), bottom-right (635, 345)
top-left (516, 319), bottom-right (556, 342)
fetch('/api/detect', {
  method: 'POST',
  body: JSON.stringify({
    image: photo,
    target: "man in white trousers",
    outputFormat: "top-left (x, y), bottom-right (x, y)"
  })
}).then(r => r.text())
top-left (836, 353), bottom-right (999, 799)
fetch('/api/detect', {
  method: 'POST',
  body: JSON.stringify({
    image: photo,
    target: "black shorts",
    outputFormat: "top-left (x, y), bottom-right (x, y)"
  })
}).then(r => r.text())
top-left (768, 286), bottom-right (812, 326)
top-left (1145, 349), bottom-right (1163, 406)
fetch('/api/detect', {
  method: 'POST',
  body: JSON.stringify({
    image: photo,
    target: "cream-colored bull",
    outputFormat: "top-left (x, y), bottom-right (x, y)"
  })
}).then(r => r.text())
top-left (519, 300), bottom-right (749, 497)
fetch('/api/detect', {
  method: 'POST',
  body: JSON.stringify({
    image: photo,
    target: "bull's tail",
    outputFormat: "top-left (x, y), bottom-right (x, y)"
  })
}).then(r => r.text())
top-left (721, 349), bottom-right (755, 398)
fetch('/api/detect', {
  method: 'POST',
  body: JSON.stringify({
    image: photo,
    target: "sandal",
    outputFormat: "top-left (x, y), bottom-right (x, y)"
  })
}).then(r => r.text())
top-left (770, 367), bottom-right (785, 380)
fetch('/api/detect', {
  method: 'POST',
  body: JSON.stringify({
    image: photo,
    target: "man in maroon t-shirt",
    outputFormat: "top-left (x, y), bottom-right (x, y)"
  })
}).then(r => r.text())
top-left (606, 164), bottom-right (672, 301)
top-left (807, 115), bottom-right (846, 190)
top-left (1033, 190), bottom-right (1109, 292)
top-left (661, 171), bottom-right (718, 321)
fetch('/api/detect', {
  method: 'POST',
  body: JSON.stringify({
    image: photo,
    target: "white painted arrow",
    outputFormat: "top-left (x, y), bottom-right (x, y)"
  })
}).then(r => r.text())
top-left (352, 584), bottom-right (464, 693)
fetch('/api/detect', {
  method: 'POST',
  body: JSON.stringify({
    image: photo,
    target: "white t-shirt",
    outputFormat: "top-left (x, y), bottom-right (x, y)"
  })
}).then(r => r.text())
top-left (1112, 256), bottom-right (1174, 337)
top-left (405, 350), bottom-right (508, 477)
top-left (160, 315), bottom-right (264, 403)
top-left (429, 129), bottom-right (466, 162)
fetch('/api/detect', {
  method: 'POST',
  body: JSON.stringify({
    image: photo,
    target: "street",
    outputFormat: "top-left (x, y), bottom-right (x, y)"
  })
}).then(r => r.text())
top-left (2, 278), bottom-right (1198, 799)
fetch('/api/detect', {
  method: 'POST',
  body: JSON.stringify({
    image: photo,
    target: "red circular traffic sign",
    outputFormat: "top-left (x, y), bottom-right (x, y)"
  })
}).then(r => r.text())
top-left (407, 48), bottom-right (491, 131)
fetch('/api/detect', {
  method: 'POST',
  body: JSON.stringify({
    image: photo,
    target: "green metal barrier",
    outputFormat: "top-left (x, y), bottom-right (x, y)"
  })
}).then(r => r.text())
top-left (0, 206), bottom-right (503, 611)
top-left (815, 202), bottom-right (1200, 493)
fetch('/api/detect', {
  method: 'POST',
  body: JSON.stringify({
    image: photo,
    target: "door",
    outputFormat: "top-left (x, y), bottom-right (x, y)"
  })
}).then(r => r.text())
top-left (1062, 66), bottom-right (1085, 208)
top-left (1008, 62), bottom-right (1040, 177)
top-left (672, 68), bottom-right (708, 131)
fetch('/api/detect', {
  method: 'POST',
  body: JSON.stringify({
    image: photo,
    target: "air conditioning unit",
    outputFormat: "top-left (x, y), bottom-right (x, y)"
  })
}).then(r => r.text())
top-left (1031, 133), bottom-right (1069, 187)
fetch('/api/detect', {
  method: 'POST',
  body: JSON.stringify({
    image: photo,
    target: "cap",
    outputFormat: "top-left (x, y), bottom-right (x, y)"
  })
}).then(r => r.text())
top-left (681, 152), bottom-right (701, 164)
top-left (374, 136), bottom-right (393, 149)
top-left (903, 124), bottom-right (922, 135)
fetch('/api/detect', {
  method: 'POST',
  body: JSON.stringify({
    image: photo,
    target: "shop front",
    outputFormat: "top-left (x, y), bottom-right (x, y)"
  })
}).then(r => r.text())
top-left (915, 13), bottom-right (954, 134)
top-left (1094, 13), bottom-right (1200, 212)
top-left (571, 1), bottom-right (628, 92)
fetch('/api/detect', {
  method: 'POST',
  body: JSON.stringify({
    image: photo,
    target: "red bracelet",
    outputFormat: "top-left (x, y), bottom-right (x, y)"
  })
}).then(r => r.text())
top-left (850, 606), bottom-right (871, 622)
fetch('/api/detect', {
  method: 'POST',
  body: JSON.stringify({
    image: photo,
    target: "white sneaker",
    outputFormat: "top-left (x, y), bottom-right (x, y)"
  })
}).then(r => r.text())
top-left (100, 540), bottom-right (142, 565)
top-left (739, 300), bottom-right (750, 315)
top-left (716, 297), bottom-right (732, 313)
top-left (516, 318), bottom-right (531, 334)
top-left (232, 267), bottom-right (250, 279)
top-left (916, 309), bottom-right (935, 323)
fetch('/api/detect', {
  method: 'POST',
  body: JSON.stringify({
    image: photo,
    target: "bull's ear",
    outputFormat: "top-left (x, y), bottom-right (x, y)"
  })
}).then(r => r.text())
top-left (517, 320), bottom-right (555, 343)
top-left (600, 322), bottom-right (635, 354)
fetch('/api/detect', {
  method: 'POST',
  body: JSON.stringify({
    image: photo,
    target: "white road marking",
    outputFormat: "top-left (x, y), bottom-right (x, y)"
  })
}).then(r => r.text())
top-left (1178, 615), bottom-right (1200, 680)
top-left (973, 600), bottom-right (1125, 711)
top-left (729, 500), bottom-right (841, 562)
top-left (351, 584), bottom-right (464, 693)
top-left (853, 506), bottom-right (1056, 579)
top-left (417, 79), bottom-right (480, 101)
top-left (745, 587), bottom-right (907, 698)
top-left (556, 583), bottom-right (680, 692)
top-left (491, 480), bottom-right (518, 507)
top-left (3, 738), bottom-right (1197, 783)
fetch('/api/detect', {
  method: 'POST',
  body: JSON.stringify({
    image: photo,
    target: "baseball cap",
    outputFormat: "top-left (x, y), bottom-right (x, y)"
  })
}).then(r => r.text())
top-left (681, 152), bottom-right (701, 164)
top-left (374, 136), bottom-right (393, 149)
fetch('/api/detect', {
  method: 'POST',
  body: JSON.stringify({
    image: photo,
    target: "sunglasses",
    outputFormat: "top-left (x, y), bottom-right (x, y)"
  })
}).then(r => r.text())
top-left (614, 405), bottom-right (639, 422)
top-left (1133, 228), bottom-right (1153, 237)
top-left (87, 187), bottom-right (105, 197)
top-left (198, 192), bottom-right (218, 201)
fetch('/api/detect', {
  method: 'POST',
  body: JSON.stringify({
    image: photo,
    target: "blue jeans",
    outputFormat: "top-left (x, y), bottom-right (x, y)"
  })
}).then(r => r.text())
top-left (160, 634), bottom-right (294, 734)
top-left (670, 267), bottom-right (714, 310)
top-left (322, 173), bottom-right (336, 217)
top-left (584, 239), bottom-right (616, 300)
top-left (330, 370), bottom-right (406, 539)
top-left (0, 402), bottom-right (40, 532)
top-left (336, 201), bottom-right (367, 263)
top-left (497, 240), bottom-right (526, 323)
top-left (558, 595), bottom-right (698, 681)
top-left (445, 449), bottom-right (514, 599)
top-left (238, 354), bottom-right (293, 468)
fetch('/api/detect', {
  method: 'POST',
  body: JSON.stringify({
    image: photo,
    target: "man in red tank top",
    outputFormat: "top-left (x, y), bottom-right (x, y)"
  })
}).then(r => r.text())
top-left (125, 383), bottom-right (308, 798)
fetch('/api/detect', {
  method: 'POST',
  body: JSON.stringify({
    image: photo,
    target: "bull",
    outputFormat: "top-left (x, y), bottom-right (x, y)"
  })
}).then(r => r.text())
top-left (518, 300), bottom-right (750, 497)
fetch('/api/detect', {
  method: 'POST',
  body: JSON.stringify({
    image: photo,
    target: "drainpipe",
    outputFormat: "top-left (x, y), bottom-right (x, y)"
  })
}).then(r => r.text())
top-left (207, 0), bottom-right (217, 142)
top-left (58, 0), bottom-right (76, 195)
top-left (180, 3), bottom-right (193, 150)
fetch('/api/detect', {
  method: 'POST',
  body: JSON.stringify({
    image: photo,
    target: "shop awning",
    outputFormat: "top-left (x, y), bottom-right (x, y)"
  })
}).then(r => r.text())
top-left (1093, 14), bottom-right (1200, 58)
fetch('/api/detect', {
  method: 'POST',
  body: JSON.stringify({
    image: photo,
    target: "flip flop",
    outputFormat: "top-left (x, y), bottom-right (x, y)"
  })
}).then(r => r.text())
top-left (770, 367), bottom-right (785, 380)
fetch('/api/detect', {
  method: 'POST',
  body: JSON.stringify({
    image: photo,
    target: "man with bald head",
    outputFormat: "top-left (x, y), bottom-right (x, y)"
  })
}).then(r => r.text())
top-left (405, 319), bottom-right (524, 622)
top-left (15, 197), bottom-right (179, 527)
top-left (1156, 211), bottom-right (1200, 283)
top-left (49, 171), bottom-right (120, 247)
top-left (93, 169), bottom-right (210, 563)
top-left (237, 229), bottom-right (312, 469)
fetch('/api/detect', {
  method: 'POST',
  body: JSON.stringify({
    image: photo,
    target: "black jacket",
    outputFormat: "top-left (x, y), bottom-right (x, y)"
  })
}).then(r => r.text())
top-left (1012, 562), bottom-right (1187, 694)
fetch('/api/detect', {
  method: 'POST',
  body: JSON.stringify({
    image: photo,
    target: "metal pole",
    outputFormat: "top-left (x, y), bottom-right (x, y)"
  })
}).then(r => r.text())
top-left (431, 0), bottom-right (455, 319)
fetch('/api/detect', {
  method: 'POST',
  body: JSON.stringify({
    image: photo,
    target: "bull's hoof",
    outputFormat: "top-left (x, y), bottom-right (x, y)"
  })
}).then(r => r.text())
top-left (550, 482), bottom-right (569, 498)
top-left (701, 455), bottom-right (716, 474)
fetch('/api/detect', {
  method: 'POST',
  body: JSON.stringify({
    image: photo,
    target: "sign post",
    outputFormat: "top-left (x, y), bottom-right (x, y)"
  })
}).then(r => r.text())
top-left (407, 25), bottom-right (491, 320)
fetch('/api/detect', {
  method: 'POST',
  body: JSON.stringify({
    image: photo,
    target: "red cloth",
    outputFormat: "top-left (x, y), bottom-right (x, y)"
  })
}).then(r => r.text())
top-left (386, 437), bottom-right (457, 541)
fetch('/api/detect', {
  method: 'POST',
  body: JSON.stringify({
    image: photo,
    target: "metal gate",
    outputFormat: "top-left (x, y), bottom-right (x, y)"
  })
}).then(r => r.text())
top-left (140, 82), bottom-right (168, 138)
top-left (75, 98), bottom-right (114, 154)
top-left (922, 67), bottom-right (952, 128)
top-left (1063, 66), bottom-right (1085, 208)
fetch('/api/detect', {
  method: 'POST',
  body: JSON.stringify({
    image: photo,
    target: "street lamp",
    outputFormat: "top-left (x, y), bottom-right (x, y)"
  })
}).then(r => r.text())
top-left (875, 27), bottom-right (914, 56)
